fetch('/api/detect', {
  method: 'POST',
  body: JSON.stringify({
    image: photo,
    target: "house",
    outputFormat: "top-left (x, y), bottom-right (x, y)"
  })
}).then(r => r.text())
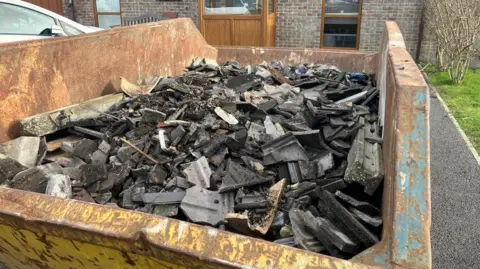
top-left (41, 0), bottom-right (438, 62)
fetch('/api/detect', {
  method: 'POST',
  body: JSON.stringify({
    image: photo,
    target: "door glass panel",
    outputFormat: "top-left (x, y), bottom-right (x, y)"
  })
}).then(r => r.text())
top-left (322, 17), bottom-right (357, 48)
top-left (0, 3), bottom-right (55, 35)
top-left (205, 0), bottom-right (261, 14)
top-left (98, 14), bottom-right (121, 29)
top-left (325, 0), bottom-right (359, 15)
top-left (96, 0), bottom-right (120, 12)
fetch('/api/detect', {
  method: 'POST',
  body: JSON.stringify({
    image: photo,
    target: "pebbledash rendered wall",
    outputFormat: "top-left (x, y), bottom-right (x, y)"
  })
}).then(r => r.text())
top-left (63, 0), bottom-right (436, 62)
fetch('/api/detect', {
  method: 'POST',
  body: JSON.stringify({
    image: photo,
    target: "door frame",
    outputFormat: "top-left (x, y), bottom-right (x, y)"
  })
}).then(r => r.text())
top-left (198, 0), bottom-right (272, 46)
top-left (93, 0), bottom-right (123, 27)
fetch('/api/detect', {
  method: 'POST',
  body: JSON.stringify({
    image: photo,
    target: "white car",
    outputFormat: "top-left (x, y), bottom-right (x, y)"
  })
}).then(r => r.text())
top-left (0, 0), bottom-right (103, 44)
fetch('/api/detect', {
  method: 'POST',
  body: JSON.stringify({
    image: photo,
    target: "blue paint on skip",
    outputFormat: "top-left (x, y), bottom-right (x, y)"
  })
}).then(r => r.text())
top-left (394, 90), bottom-right (429, 264)
top-left (374, 253), bottom-right (388, 264)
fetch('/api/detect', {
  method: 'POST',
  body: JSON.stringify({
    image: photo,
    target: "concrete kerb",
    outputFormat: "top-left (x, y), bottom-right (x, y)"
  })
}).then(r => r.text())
top-left (422, 71), bottom-right (480, 166)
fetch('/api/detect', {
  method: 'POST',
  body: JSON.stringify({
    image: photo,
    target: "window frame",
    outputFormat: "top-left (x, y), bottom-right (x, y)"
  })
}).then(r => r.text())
top-left (93, 0), bottom-right (122, 28)
top-left (320, 0), bottom-right (362, 50)
top-left (0, 2), bottom-right (58, 36)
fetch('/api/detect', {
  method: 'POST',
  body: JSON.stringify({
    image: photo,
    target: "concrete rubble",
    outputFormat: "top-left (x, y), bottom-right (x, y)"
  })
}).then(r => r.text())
top-left (1, 59), bottom-right (384, 258)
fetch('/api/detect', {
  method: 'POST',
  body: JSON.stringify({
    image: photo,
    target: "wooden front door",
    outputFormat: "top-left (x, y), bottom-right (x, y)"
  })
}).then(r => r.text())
top-left (24, 0), bottom-right (63, 15)
top-left (199, 0), bottom-right (276, 47)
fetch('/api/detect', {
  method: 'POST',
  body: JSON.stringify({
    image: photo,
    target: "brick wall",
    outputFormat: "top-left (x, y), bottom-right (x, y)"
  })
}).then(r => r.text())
top-left (62, 0), bottom-right (74, 20)
top-left (121, 0), bottom-right (198, 26)
top-left (68, 0), bottom-right (437, 62)
top-left (275, 0), bottom-right (322, 48)
top-left (360, 0), bottom-right (424, 59)
top-left (71, 0), bottom-right (197, 27)
top-left (73, 0), bottom-right (95, 26)
top-left (418, 23), bottom-right (437, 63)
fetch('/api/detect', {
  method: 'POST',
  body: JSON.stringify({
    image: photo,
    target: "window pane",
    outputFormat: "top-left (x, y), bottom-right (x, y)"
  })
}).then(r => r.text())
top-left (323, 17), bottom-right (357, 48)
top-left (96, 0), bottom-right (120, 12)
top-left (98, 15), bottom-right (121, 29)
top-left (205, 0), bottom-right (261, 15)
top-left (325, 0), bottom-right (359, 15)
top-left (0, 3), bottom-right (55, 35)
top-left (60, 21), bottom-right (83, 35)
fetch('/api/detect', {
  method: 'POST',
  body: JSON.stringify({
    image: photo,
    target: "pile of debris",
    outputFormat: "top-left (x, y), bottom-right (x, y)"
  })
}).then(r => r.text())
top-left (0, 59), bottom-right (383, 258)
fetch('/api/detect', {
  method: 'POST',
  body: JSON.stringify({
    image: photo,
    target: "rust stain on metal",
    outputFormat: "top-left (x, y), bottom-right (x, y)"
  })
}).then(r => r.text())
top-left (353, 21), bottom-right (431, 269)
top-left (0, 187), bottom-right (376, 269)
top-left (216, 46), bottom-right (377, 73)
top-left (0, 19), bottom-right (217, 142)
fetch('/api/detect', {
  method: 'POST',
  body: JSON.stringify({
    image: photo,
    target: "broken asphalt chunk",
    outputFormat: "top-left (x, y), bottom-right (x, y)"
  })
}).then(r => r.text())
top-left (183, 156), bottom-right (212, 189)
top-left (298, 161), bottom-right (317, 181)
top-left (45, 174), bottom-right (72, 199)
top-left (335, 191), bottom-right (380, 215)
top-left (287, 162), bottom-right (301, 184)
top-left (149, 164), bottom-right (168, 185)
top-left (0, 136), bottom-right (41, 168)
top-left (315, 188), bottom-right (378, 247)
top-left (19, 94), bottom-right (124, 136)
top-left (92, 192), bottom-right (112, 204)
top-left (9, 163), bottom-right (63, 193)
top-left (0, 153), bottom-right (27, 184)
top-left (349, 207), bottom-right (382, 227)
top-left (80, 164), bottom-right (108, 187)
top-left (143, 191), bottom-right (186, 205)
top-left (61, 138), bottom-right (98, 161)
top-left (289, 209), bottom-right (324, 253)
top-left (142, 108), bottom-right (167, 124)
top-left (225, 129), bottom-right (247, 151)
top-left (261, 133), bottom-right (309, 165)
top-left (219, 159), bottom-right (272, 193)
top-left (180, 186), bottom-right (234, 226)
top-left (344, 117), bottom-right (384, 195)
top-left (319, 178), bottom-right (347, 193)
top-left (304, 211), bottom-right (359, 254)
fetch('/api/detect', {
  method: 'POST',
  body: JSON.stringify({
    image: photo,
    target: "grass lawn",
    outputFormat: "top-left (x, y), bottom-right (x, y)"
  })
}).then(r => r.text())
top-left (426, 68), bottom-right (480, 153)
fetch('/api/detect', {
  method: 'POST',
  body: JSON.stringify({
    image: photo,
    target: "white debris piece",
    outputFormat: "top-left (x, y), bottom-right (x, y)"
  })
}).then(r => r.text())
top-left (318, 152), bottom-right (334, 171)
top-left (214, 107), bottom-right (239, 125)
top-left (45, 174), bottom-right (72, 199)
top-left (158, 129), bottom-right (167, 150)
top-left (264, 116), bottom-right (281, 139)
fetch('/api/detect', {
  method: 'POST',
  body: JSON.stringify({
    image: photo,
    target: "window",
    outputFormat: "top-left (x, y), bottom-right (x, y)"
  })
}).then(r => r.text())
top-left (0, 3), bottom-right (56, 35)
top-left (94, 0), bottom-right (121, 29)
top-left (204, 0), bottom-right (262, 15)
top-left (59, 21), bottom-right (83, 36)
top-left (321, 0), bottom-right (362, 49)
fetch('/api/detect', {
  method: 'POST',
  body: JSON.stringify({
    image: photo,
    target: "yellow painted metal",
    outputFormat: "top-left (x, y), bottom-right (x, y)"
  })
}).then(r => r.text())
top-left (0, 187), bottom-right (375, 269)
top-left (0, 224), bottom-right (184, 269)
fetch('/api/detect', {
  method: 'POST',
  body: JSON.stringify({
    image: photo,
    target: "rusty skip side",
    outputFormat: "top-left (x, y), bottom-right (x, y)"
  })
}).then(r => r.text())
top-left (0, 18), bottom-right (217, 143)
top-left (353, 21), bottom-right (431, 269)
top-left (0, 187), bottom-right (377, 269)
top-left (216, 46), bottom-right (377, 73)
top-left (0, 21), bottom-right (430, 269)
